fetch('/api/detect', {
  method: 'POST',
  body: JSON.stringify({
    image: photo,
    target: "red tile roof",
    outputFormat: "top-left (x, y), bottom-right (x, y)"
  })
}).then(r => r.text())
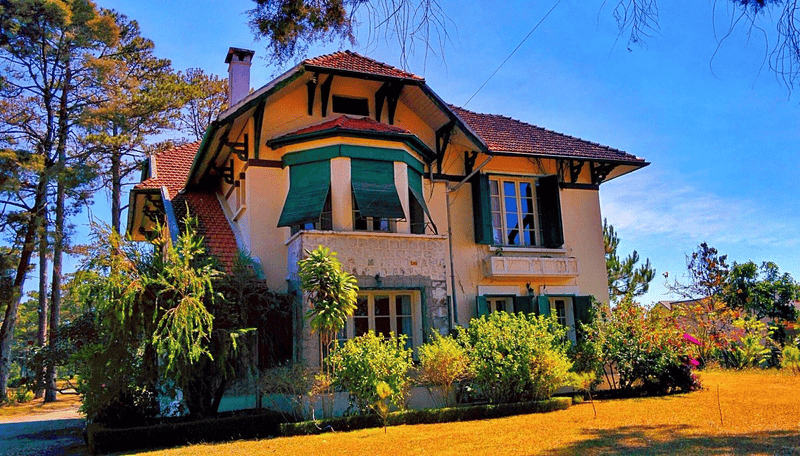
top-left (172, 191), bottom-right (239, 273)
top-left (304, 51), bottom-right (424, 81)
top-left (134, 141), bottom-right (238, 272)
top-left (450, 105), bottom-right (645, 164)
top-left (284, 115), bottom-right (411, 137)
top-left (135, 141), bottom-right (199, 196)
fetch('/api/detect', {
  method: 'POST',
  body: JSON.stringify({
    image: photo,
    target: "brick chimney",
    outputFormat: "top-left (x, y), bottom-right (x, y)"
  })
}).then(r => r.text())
top-left (225, 47), bottom-right (255, 106)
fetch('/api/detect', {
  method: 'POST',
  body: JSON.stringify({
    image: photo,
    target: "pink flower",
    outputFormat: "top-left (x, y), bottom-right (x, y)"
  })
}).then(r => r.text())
top-left (683, 333), bottom-right (702, 345)
top-left (689, 358), bottom-right (700, 366)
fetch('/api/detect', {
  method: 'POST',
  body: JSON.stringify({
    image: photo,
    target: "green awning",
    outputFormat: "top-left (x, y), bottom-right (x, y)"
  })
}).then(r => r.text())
top-left (277, 160), bottom-right (331, 227)
top-left (351, 158), bottom-right (405, 219)
top-left (408, 167), bottom-right (432, 223)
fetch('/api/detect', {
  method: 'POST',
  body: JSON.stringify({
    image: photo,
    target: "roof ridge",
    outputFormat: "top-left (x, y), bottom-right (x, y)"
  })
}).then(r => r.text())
top-left (303, 49), bottom-right (423, 81)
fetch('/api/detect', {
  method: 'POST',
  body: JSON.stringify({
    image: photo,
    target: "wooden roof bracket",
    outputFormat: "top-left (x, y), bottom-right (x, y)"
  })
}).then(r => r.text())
top-left (252, 101), bottom-right (266, 159)
top-left (375, 81), bottom-right (404, 124)
top-left (435, 119), bottom-right (456, 174)
top-left (569, 159), bottom-right (584, 184)
top-left (320, 74), bottom-right (334, 117)
top-left (306, 72), bottom-right (319, 116)
top-left (464, 150), bottom-right (479, 175)
top-left (213, 159), bottom-right (235, 185)
top-left (590, 161), bottom-right (616, 185)
top-left (223, 133), bottom-right (249, 162)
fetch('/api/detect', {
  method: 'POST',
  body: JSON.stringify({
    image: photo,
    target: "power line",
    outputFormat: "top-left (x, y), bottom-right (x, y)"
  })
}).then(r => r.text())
top-left (463, 0), bottom-right (563, 108)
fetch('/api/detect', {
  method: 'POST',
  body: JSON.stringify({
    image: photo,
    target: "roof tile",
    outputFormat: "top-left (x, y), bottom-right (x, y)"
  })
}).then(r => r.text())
top-left (304, 51), bottom-right (424, 81)
top-left (172, 191), bottom-right (239, 273)
top-left (284, 115), bottom-right (411, 137)
top-left (135, 141), bottom-right (199, 196)
top-left (450, 105), bottom-right (645, 164)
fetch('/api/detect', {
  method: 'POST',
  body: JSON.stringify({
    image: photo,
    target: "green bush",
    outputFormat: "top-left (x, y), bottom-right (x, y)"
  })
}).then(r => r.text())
top-left (417, 333), bottom-right (471, 407)
top-left (577, 300), bottom-right (700, 394)
top-left (279, 397), bottom-right (572, 436)
top-left (459, 312), bottom-right (572, 403)
top-left (327, 331), bottom-right (413, 413)
top-left (719, 318), bottom-right (773, 369)
top-left (782, 345), bottom-right (800, 375)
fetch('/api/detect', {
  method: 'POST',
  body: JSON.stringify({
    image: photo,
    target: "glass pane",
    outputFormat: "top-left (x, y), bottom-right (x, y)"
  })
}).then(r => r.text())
top-left (503, 181), bottom-right (516, 197)
top-left (493, 229), bottom-right (503, 245)
top-left (495, 300), bottom-right (505, 312)
top-left (375, 296), bottom-right (390, 316)
top-left (523, 229), bottom-right (532, 245)
top-left (397, 316), bottom-right (413, 348)
top-left (491, 195), bottom-right (500, 211)
top-left (492, 212), bottom-right (502, 228)
top-left (396, 295), bottom-right (412, 315)
top-left (354, 317), bottom-right (369, 336)
top-left (490, 179), bottom-right (499, 196)
top-left (506, 213), bottom-right (520, 245)
top-left (519, 182), bottom-right (533, 199)
top-left (521, 198), bottom-right (534, 215)
top-left (355, 296), bottom-right (369, 316)
top-left (504, 196), bottom-right (517, 214)
top-left (375, 316), bottom-right (391, 337)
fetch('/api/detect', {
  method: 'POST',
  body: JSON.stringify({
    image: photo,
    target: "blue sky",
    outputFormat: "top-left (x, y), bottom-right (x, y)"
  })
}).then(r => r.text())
top-left (89, 0), bottom-right (800, 306)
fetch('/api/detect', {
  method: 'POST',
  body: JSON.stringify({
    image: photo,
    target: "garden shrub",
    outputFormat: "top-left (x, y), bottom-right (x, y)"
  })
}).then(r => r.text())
top-left (718, 318), bottom-right (773, 369)
top-left (417, 333), bottom-right (471, 407)
top-left (578, 299), bottom-right (700, 394)
top-left (458, 311), bottom-right (572, 403)
top-left (327, 331), bottom-right (413, 413)
top-left (782, 345), bottom-right (800, 375)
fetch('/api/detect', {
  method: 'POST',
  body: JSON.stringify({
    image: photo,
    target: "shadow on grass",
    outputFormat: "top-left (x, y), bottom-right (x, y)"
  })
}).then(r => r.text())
top-left (546, 425), bottom-right (800, 455)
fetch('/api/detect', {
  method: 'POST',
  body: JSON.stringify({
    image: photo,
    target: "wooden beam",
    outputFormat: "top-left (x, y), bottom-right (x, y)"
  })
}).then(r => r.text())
top-left (464, 150), bottom-right (479, 174)
top-left (223, 133), bottom-right (249, 162)
top-left (435, 120), bottom-right (456, 174)
top-left (569, 160), bottom-right (584, 184)
top-left (252, 100), bottom-right (266, 159)
top-left (590, 162), bottom-right (616, 185)
top-left (375, 82), bottom-right (404, 124)
top-left (320, 74), bottom-right (334, 117)
top-left (306, 72), bottom-right (318, 116)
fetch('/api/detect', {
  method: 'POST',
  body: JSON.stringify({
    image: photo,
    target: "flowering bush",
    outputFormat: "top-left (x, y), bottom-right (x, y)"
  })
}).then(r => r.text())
top-left (327, 331), bottom-right (413, 413)
top-left (718, 318), bottom-right (773, 369)
top-left (417, 333), bottom-right (472, 407)
top-left (578, 299), bottom-right (700, 394)
top-left (459, 312), bottom-right (572, 403)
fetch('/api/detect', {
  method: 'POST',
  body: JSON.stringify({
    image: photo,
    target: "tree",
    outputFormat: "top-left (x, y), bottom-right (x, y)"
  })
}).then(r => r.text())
top-left (248, 1), bottom-right (800, 93)
top-left (176, 69), bottom-right (227, 142)
top-left (667, 243), bottom-right (739, 363)
top-left (82, 11), bottom-right (187, 234)
top-left (247, 0), bottom-right (451, 66)
top-left (298, 245), bottom-right (358, 369)
top-left (0, 0), bottom-right (119, 402)
top-left (724, 261), bottom-right (800, 321)
top-left (603, 219), bottom-right (655, 304)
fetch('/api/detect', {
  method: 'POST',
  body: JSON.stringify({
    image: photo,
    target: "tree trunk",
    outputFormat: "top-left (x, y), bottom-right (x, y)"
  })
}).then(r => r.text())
top-left (0, 178), bottom-right (47, 401)
top-left (34, 218), bottom-right (49, 399)
top-left (44, 64), bottom-right (70, 403)
top-left (110, 139), bottom-right (121, 234)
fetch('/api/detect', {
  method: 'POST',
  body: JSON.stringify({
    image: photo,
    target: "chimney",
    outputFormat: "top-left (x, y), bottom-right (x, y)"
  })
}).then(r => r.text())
top-left (225, 47), bottom-right (255, 106)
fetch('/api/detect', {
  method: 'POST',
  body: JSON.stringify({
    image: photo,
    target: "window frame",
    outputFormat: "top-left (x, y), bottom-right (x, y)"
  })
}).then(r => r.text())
top-left (338, 290), bottom-right (422, 350)
top-left (489, 176), bottom-right (543, 247)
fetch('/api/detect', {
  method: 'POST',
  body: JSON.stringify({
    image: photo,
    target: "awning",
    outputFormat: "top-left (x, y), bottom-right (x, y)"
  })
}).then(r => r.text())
top-left (277, 160), bottom-right (331, 227)
top-left (350, 158), bottom-right (405, 219)
top-left (407, 167), bottom-right (433, 223)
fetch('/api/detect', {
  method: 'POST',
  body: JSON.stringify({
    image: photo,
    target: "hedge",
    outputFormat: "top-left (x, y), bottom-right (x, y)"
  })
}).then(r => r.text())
top-left (86, 409), bottom-right (284, 454)
top-left (280, 397), bottom-right (572, 436)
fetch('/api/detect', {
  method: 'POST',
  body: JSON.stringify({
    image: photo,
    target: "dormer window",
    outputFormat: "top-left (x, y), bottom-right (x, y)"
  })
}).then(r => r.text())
top-left (332, 95), bottom-right (369, 116)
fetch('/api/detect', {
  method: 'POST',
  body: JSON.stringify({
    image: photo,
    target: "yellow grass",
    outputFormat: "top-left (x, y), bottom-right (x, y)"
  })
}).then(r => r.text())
top-left (0, 389), bottom-right (82, 419)
top-left (132, 369), bottom-right (800, 455)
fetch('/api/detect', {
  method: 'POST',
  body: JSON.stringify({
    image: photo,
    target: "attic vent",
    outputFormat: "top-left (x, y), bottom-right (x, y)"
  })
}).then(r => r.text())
top-left (332, 96), bottom-right (369, 116)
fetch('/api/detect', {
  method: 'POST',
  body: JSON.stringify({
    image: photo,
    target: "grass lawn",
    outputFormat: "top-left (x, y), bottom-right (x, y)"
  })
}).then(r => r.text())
top-left (0, 388), bottom-right (82, 420)
top-left (130, 369), bottom-right (800, 455)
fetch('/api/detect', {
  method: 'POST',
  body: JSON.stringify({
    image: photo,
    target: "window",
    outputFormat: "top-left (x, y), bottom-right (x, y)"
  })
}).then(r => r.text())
top-left (353, 192), bottom-right (395, 232)
top-left (291, 190), bottom-right (332, 234)
top-left (332, 95), bottom-right (369, 116)
top-left (548, 296), bottom-right (576, 343)
top-left (472, 174), bottom-right (563, 248)
top-left (487, 296), bottom-right (513, 313)
top-left (338, 291), bottom-right (420, 349)
top-left (489, 177), bottom-right (541, 246)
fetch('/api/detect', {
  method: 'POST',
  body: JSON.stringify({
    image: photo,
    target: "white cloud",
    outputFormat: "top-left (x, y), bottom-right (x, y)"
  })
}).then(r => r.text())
top-left (600, 170), bottom-right (800, 249)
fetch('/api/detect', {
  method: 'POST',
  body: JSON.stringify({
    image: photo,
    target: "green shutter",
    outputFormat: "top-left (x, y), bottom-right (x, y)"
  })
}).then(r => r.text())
top-left (476, 295), bottom-right (488, 317)
top-left (277, 160), bottom-right (331, 227)
top-left (351, 159), bottom-right (405, 219)
top-left (537, 175), bottom-right (564, 248)
top-left (537, 295), bottom-right (551, 317)
top-left (471, 174), bottom-right (493, 244)
top-left (514, 295), bottom-right (533, 315)
top-left (408, 168), bottom-right (433, 224)
top-left (573, 295), bottom-right (593, 326)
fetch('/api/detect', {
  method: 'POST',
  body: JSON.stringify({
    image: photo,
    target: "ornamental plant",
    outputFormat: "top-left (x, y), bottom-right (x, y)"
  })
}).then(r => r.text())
top-left (459, 312), bottom-right (572, 403)
top-left (417, 333), bottom-right (472, 407)
top-left (719, 318), bottom-right (773, 369)
top-left (578, 299), bottom-right (700, 394)
top-left (327, 331), bottom-right (413, 414)
top-left (782, 345), bottom-right (800, 375)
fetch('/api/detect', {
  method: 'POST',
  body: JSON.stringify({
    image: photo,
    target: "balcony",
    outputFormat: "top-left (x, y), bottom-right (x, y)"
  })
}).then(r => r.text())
top-left (484, 255), bottom-right (579, 278)
top-left (286, 230), bottom-right (448, 282)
